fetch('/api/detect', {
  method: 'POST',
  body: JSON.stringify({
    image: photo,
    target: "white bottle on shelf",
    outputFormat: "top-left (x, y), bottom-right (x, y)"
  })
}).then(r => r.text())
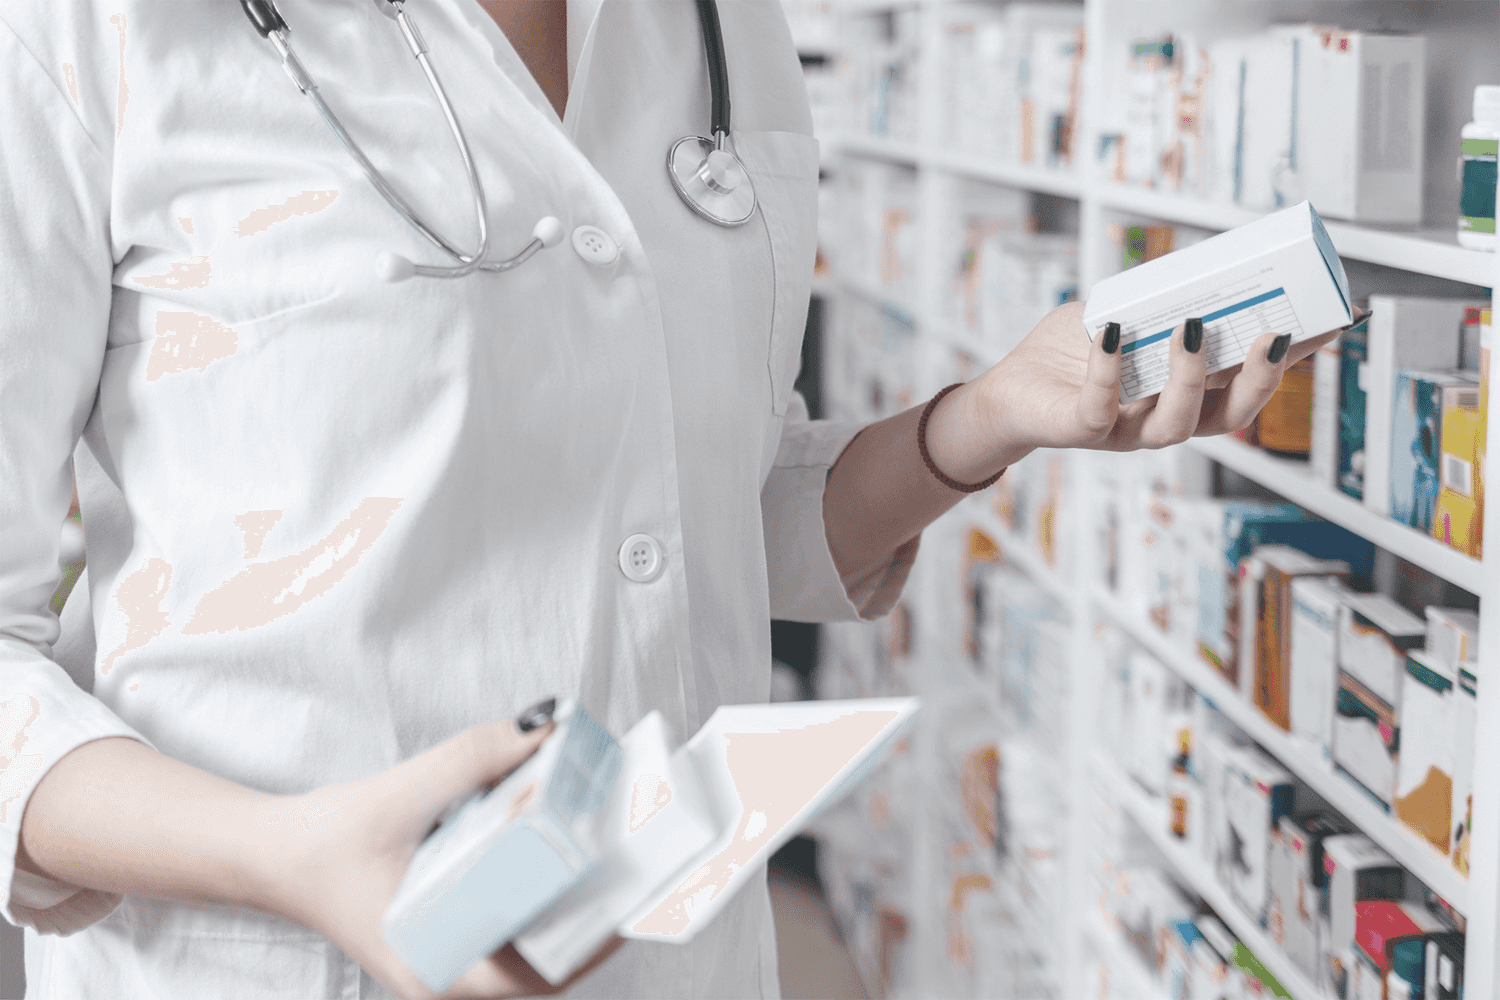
top-left (1458, 85), bottom-right (1500, 250)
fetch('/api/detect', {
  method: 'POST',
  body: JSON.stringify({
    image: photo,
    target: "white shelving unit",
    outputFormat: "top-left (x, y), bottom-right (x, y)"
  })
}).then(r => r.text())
top-left (810, 1), bottom-right (1500, 998)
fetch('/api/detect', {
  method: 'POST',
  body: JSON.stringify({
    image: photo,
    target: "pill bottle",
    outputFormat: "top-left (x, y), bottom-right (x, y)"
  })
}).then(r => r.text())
top-left (1458, 85), bottom-right (1500, 250)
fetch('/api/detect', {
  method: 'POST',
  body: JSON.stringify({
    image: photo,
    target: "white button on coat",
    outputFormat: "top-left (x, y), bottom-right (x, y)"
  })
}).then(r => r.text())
top-left (618, 533), bottom-right (664, 583)
top-left (571, 224), bottom-right (619, 265)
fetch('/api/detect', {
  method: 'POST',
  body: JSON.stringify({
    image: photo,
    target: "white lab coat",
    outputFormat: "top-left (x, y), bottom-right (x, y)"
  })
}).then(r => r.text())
top-left (0, 1), bottom-right (917, 996)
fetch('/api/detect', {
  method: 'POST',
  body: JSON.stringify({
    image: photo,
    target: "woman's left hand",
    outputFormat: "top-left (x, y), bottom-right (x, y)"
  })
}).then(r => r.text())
top-left (964, 300), bottom-right (1348, 462)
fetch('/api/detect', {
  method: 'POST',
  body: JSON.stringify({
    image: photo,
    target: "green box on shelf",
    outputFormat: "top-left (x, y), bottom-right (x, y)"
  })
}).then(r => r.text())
top-left (1338, 331), bottom-right (1368, 500)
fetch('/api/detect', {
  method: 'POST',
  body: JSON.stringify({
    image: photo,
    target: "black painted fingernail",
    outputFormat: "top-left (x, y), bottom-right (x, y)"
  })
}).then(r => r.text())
top-left (516, 697), bottom-right (557, 733)
top-left (1267, 333), bottom-right (1292, 364)
top-left (1103, 322), bottom-right (1121, 355)
top-left (1184, 317), bottom-right (1203, 354)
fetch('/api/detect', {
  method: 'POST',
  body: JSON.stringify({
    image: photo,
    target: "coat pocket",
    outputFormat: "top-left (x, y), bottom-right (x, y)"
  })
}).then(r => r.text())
top-left (733, 131), bottom-right (821, 416)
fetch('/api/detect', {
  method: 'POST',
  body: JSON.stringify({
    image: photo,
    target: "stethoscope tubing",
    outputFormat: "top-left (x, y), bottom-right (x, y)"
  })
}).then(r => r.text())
top-left (241, 0), bottom-right (749, 279)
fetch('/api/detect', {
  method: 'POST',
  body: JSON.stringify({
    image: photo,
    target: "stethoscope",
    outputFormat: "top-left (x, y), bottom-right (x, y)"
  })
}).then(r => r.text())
top-left (239, 0), bottom-right (757, 283)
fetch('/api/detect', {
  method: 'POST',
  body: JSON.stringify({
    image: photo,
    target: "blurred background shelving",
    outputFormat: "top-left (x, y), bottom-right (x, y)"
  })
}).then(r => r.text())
top-left (779, 0), bottom-right (1500, 997)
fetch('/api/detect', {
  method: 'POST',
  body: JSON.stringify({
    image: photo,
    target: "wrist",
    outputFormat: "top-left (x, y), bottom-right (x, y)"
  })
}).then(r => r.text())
top-left (925, 376), bottom-right (1033, 483)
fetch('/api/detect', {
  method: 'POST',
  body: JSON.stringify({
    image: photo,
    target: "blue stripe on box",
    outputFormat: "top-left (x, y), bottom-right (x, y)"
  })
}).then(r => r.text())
top-left (1119, 287), bottom-right (1287, 354)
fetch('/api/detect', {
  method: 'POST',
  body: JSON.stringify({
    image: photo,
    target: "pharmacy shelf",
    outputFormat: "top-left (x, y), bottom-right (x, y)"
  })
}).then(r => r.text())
top-left (1098, 751), bottom-right (1327, 1000)
top-left (986, 516), bottom-right (1074, 607)
top-left (1092, 586), bottom-right (1472, 915)
top-left (923, 147), bottom-right (1084, 200)
top-left (830, 132), bottom-right (922, 167)
top-left (1188, 435), bottom-right (1484, 595)
top-left (833, 273), bottom-right (920, 326)
top-left (1096, 183), bottom-right (1497, 287)
top-left (832, 137), bottom-right (1498, 286)
top-left (830, 134), bottom-right (1084, 199)
top-left (1081, 910), bottom-right (1168, 1000)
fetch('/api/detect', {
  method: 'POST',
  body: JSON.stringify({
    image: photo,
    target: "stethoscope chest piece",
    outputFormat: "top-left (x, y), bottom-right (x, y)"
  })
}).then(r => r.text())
top-left (668, 136), bottom-right (756, 228)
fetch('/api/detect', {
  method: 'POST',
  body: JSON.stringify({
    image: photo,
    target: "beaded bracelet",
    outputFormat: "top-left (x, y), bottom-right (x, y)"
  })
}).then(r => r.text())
top-left (917, 383), bottom-right (1006, 493)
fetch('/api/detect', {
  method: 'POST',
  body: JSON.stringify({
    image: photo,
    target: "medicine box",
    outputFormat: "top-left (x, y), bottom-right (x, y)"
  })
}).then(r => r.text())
top-left (1395, 653), bottom-right (1458, 855)
top-left (1296, 30), bottom-right (1426, 224)
top-left (1390, 369), bottom-right (1478, 532)
top-left (1219, 744), bottom-right (1294, 920)
top-left (1354, 900), bottom-right (1446, 983)
top-left (1337, 592), bottom-right (1424, 707)
top-left (1290, 577), bottom-right (1354, 761)
top-left (383, 700), bottom-right (622, 994)
top-left (1333, 670), bottom-right (1400, 808)
top-left (1339, 331), bottom-right (1370, 500)
top-left (1242, 546), bottom-right (1350, 730)
top-left (1194, 502), bottom-right (1373, 692)
top-left (1451, 668), bottom-right (1477, 876)
top-left (1435, 376), bottom-right (1484, 557)
top-left (1320, 834), bottom-right (1403, 999)
top-left (1425, 932), bottom-right (1466, 1000)
top-left (1311, 336), bottom-right (1342, 487)
top-left (1082, 201), bottom-right (1352, 403)
top-left (1425, 607), bottom-right (1479, 670)
top-left (1268, 813), bottom-right (1350, 980)
top-left (1363, 298), bottom-right (1479, 518)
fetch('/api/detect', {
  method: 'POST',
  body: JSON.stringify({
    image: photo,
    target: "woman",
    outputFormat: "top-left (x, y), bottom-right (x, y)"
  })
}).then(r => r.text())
top-left (0, 1), bottom-right (1335, 997)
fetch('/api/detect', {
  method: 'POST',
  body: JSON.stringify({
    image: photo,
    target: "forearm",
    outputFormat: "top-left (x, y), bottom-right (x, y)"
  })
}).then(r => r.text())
top-left (17, 736), bottom-right (283, 916)
top-left (823, 378), bottom-right (1029, 578)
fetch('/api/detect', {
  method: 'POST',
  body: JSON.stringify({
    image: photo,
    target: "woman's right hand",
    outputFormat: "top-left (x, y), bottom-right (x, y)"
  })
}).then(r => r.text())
top-left (256, 717), bottom-right (622, 999)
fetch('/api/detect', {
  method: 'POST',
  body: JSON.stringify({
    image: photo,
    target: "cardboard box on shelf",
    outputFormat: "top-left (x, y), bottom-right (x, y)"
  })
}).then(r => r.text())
top-left (1451, 668), bottom-right (1477, 877)
top-left (1321, 835), bottom-right (1404, 1000)
top-left (1338, 330), bottom-right (1370, 500)
top-left (1435, 374), bottom-right (1484, 557)
top-left (1194, 502), bottom-right (1374, 693)
top-left (1425, 931), bottom-right (1466, 1000)
top-left (1290, 576), bottom-right (1356, 761)
top-left (1337, 592), bottom-right (1425, 707)
top-left (1310, 336), bottom-right (1343, 486)
top-left (1296, 29), bottom-right (1427, 224)
top-left (1390, 370), bottom-right (1478, 533)
top-left (1082, 201), bottom-right (1352, 404)
top-left (1425, 607), bottom-right (1480, 671)
top-left (1362, 298), bottom-right (1481, 519)
top-left (1352, 900), bottom-right (1448, 995)
top-left (1394, 653), bottom-right (1459, 856)
top-left (1333, 670), bottom-right (1401, 808)
top-left (1242, 546), bottom-right (1350, 730)
top-left (1218, 745), bottom-right (1295, 921)
top-left (1268, 813), bottom-right (1352, 980)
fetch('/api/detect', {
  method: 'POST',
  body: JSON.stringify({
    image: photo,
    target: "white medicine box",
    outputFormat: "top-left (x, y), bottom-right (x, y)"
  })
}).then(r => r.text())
top-left (1296, 29), bottom-right (1426, 224)
top-left (1290, 576), bottom-right (1354, 762)
top-left (1337, 592), bottom-right (1425, 707)
top-left (1082, 201), bottom-right (1352, 404)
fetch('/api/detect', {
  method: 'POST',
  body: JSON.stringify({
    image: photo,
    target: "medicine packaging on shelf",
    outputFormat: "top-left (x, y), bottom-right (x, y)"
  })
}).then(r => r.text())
top-left (1390, 369), bottom-right (1479, 534)
top-left (1241, 545), bottom-right (1350, 730)
top-left (1334, 670), bottom-right (1402, 808)
top-left (1426, 931), bottom-right (1467, 999)
top-left (1217, 745), bottom-right (1294, 922)
top-left (1082, 201), bottom-right (1352, 404)
top-left (1337, 592), bottom-right (1426, 707)
top-left (1268, 813), bottom-right (1352, 980)
top-left (1297, 29), bottom-right (1427, 224)
top-left (1322, 834), bottom-right (1405, 999)
top-left (1289, 576), bottom-right (1355, 761)
top-left (1422, 605), bottom-right (1482, 668)
top-left (1451, 666), bottom-right (1478, 877)
top-left (1353, 899), bottom-right (1449, 997)
top-left (1362, 297), bottom-right (1481, 519)
top-left (1395, 652), bottom-right (1460, 856)
top-left (1310, 335), bottom-right (1344, 487)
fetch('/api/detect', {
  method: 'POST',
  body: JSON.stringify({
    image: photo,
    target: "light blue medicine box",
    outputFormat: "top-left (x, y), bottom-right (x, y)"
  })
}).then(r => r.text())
top-left (382, 701), bottom-right (621, 994)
